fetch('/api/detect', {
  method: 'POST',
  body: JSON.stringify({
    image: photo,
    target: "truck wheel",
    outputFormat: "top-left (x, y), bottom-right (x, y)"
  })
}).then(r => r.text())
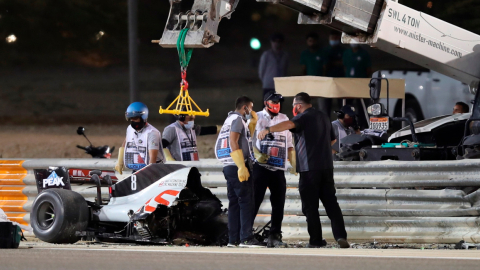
top-left (405, 99), bottom-right (424, 124)
top-left (393, 98), bottom-right (424, 130)
top-left (31, 189), bottom-right (89, 244)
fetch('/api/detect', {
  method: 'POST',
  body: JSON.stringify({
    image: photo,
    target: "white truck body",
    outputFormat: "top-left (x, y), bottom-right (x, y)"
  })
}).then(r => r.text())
top-left (164, 0), bottom-right (480, 90)
top-left (378, 70), bottom-right (472, 121)
top-left (340, 0), bottom-right (480, 90)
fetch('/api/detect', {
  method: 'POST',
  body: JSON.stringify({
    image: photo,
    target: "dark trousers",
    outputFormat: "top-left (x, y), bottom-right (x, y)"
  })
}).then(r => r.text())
top-left (223, 165), bottom-right (254, 243)
top-left (299, 169), bottom-right (347, 245)
top-left (252, 163), bottom-right (286, 234)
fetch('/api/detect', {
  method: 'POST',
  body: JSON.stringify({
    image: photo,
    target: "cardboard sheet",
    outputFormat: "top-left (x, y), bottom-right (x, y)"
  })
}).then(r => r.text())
top-left (274, 76), bottom-right (405, 99)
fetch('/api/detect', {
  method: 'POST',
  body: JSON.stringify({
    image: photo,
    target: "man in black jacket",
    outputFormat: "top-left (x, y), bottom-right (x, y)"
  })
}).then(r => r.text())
top-left (258, 92), bottom-right (349, 248)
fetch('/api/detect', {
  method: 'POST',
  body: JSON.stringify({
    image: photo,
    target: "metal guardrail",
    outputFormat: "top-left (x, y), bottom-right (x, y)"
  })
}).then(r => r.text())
top-left (2, 158), bottom-right (480, 243)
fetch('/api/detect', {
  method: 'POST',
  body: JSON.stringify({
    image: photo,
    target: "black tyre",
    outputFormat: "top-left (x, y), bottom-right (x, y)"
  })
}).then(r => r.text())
top-left (405, 98), bottom-right (424, 123)
top-left (393, 98), bottom-right (424, 131)
top-left (31, 189), bottom-right (89, 244)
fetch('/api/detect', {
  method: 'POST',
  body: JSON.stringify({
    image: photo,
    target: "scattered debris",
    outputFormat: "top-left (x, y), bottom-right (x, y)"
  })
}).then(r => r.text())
top-left (454, 240), bottom-right (479, 250)
top-left (18, 237), bottom-right (476, 250)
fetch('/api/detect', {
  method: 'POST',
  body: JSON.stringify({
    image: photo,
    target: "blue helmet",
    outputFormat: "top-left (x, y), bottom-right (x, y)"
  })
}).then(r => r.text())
top-left (125, 102), bottom-right (149, 121)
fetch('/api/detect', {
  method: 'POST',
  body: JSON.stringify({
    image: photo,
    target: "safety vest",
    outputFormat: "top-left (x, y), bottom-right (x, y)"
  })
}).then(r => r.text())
top-left (255, 111), bottom-right (292, 171)
top-left (124, 124), bottom-right (161, 170)
top-left (215, 113), bottom-right (253, 165)
top-left (165, 122), bottom-right (199, 161)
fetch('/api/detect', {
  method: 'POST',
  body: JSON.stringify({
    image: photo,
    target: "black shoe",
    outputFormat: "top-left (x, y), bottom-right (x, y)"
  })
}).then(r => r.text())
top-left (305, 239), bottom-right (327, 248)
top-left (239, 237), bottom-right (265, 248)
top-left (337, 238), bottom-right (350, 248)
top-left (267, 233), bottom-right (288, 248)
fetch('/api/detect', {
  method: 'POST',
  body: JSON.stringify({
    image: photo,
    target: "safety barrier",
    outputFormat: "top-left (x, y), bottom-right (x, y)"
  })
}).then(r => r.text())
top-left (0, 160), bottom-right (28, 226)
top-left (1, 158), bottom-right (480, 243)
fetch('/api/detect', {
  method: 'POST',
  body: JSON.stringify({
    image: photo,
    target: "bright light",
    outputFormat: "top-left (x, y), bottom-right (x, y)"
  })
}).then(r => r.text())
top-left (95, 31), bottom-right (105, 40)
top-left (6, 34), bottom-right (16, 43)
top-left (419, 85), bottom-right (424, 90)
top-left (250, 38), bottom-right (261, 50)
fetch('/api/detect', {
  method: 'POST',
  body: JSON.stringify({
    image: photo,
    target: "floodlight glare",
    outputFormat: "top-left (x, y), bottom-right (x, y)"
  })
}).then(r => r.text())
top-left (6, 34), bottom-right (17, 43)
top-left (250, 38), bottom-right (261, 50)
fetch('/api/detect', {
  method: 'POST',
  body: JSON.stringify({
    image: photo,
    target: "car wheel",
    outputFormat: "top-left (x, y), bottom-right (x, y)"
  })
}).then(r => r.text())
top-left (31, 189), bottom-right (89, 244)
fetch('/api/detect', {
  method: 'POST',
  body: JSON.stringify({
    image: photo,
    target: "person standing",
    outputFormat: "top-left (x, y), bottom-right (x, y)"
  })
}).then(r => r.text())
top-left (323, 31), bottom-right (346, 78)
top-left (319, 31), bottom-right (346, 117)
top-left (332, 105), bottom-right (361, 154)
top-left (343, 44), bottom-right (372, 78)
top-left (115, 102), bottom-right (164, 174)
top-left (162, 113), bottom-right (219, 161)
top-left (300, 32), bottom-right (323, 76)
top-left (258, 33), bottom-right (289, 100)
top-left (215, 96), bottom-right (263, 248)
top-left (258, 92), bottom-right (349, 248)
top-left (252, 92), bottom-right (294, 248)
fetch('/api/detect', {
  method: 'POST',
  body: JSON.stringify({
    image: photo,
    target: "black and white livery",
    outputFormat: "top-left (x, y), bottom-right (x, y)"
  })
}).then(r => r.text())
top-left (31, 164), bottom-right (228, 245)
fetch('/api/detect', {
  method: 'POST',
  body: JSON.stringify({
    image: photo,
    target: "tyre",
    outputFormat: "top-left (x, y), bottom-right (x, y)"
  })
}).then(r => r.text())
top-left (31, 189), bottom-right (89, 244)
top-left (405, 98), bottom-right (424, 124)
top-left (393, 98), bottom-right (425, 131)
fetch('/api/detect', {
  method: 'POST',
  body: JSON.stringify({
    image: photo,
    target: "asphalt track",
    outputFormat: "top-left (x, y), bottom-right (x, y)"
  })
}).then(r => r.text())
top-left (2, 244), bottom-right (480, 270)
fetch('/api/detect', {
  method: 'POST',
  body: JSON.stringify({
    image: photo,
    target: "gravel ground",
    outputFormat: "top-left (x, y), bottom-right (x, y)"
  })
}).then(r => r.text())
top-left (21, 236), bottom-right (476, 250)
top-left (0, 124), bottom-right (217, 159)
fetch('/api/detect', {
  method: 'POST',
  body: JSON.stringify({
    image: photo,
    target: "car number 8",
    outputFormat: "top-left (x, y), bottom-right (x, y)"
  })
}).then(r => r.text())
top-left (131, 175), bottom-right (137, 190)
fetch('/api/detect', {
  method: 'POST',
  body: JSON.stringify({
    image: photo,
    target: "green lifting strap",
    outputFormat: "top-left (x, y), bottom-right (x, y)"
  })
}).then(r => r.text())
top-left (177, 28), bottom-right (193, 69)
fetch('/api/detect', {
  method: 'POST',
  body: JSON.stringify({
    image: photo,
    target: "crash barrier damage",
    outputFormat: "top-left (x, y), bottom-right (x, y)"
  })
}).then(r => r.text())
top-left (2, 158), bottom-right (480, 243)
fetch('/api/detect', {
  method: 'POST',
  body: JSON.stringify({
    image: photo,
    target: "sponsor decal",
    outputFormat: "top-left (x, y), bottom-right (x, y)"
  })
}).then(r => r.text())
top-left (158, 179), bottom-right (187, 187)
top-left (43, 171), bottom-right (65, 188)
top-left (140, 190), bottom-right (181, 213)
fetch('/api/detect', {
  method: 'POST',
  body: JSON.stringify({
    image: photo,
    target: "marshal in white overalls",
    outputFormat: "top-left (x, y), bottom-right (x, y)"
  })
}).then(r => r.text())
top-left (164, 122), bottom-right (199, 161)
top-left (124, 124), bottom-right (162, 170)
top-left (215, 113), bottom-right (253, 165)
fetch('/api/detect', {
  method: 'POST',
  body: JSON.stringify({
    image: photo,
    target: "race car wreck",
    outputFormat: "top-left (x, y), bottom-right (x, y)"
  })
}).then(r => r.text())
top-left (31, 164), bottom-right (228, 245)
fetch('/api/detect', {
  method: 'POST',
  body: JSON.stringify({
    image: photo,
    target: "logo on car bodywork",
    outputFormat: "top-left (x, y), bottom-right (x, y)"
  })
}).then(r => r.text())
top-left (140, 190), bottom-right (181, 213)
top-left (158, 179), bottom-right (187, 187)
top-left (43, 171), bottom-right (65, 188)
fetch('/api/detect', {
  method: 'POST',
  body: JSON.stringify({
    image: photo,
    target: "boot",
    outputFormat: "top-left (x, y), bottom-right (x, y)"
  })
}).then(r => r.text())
top-left (267, 233), bottom-right (288, 248)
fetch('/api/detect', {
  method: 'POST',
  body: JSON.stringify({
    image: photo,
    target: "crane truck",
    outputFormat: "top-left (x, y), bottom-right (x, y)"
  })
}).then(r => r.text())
top-left (157, 0), bottom-right (480, 160)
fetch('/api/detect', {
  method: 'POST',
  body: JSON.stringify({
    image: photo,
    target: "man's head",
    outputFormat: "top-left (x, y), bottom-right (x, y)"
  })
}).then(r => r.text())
top-left (337, 105), bottom-right (357, 127)
top-left (177, 114), bottom-right (196, 129)
top-left (264, 92), bottom-right (284, 116)
top-left (306, 32), bottom-right (319, 49)
top-left (235, 96), bottom-right (254, 119)
top-left (329, 30), bottom-right (341, 47)
top-left (125, 102), bottom-right (149, 131)
top-left (270, 33), bottom-right (285, 52)
top-left (453, 102), bottom-right (469, 114)
top-left (292, 92), bottom-right (312, 116)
